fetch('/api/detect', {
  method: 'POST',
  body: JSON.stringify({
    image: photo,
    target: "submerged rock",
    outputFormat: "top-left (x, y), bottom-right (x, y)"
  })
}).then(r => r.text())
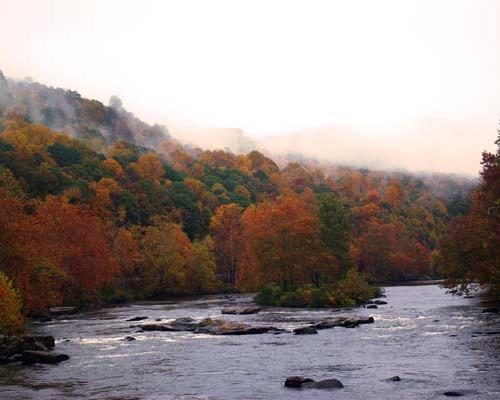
top-left (49, 306), bottom-right (78, 316)
top-left (122, 336), bottom-right (136, 342)
top-left (140, 323), bottom-right (172, 332)
top-left (22, 350), bottom-right (69, 364)
top-left (302, 378), bottom-right (344, 389)
top-left (284, 376), bottom-right (315, 388)
top-left (367, 304), bottom-right (378, 309)
top-left (387, 376), bottom-right (401, 381)
top-left (293, 326), bottom-right (318, 335)
top-left (221, 306), bottom-right (261, 315)
top-left (126, 316), bottom-right (148, 322)
top-left (482, 307), bottom-right (498, 313)
top-left (443, 391), bottom-right (464, 397)
top-left (374, 300), bottom-right (387, 305)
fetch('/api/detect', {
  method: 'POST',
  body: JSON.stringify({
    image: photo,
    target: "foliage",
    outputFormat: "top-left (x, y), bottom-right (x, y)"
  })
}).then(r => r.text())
top-left (439, 131), bottom-right (500, 298)
top-left (0, 271), bottom-right (25, 334)
top-left (255, 269), bottom-right (380, 308)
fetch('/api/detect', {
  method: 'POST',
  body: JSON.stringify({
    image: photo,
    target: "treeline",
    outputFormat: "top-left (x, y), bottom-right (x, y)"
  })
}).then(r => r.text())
top-left (439, 132), bottom-right (500, 299)
top-left (0, 74), bottom-right (475, 333)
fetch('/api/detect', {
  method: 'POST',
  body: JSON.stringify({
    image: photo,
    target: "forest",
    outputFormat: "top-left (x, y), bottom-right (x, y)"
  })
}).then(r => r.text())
top-left (0, 71), bottom-right (496, 335)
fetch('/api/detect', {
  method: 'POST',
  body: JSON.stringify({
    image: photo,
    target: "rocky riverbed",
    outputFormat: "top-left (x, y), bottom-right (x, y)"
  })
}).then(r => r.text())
top-left (0, 285), bottom-right (499, 399)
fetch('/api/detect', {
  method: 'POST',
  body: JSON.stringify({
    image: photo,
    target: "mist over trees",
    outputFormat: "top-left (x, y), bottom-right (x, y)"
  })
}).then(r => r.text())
top-left (0, 71), bottom-right (493, 333)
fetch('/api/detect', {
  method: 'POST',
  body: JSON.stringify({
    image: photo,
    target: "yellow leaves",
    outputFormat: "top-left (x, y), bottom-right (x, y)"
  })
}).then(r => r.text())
top-left (0, 271), bottom-right (25, 335)
top-left (131, 153), bottom-right (164, 182)
top-left (103, 158), bottom-right (125, 180)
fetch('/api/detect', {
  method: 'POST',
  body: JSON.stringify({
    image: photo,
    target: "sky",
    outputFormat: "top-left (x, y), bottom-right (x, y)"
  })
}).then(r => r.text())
top-left (1, 0), bottom-right (499, 175)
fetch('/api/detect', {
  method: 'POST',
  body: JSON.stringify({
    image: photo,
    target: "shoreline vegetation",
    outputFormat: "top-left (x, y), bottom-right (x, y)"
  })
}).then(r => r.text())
top-left (0, 72), bottom-right (498, 336)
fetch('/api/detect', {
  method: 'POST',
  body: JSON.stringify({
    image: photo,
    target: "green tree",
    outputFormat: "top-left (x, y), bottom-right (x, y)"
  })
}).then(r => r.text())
top-left (317, 192), bottom-right (354, 273)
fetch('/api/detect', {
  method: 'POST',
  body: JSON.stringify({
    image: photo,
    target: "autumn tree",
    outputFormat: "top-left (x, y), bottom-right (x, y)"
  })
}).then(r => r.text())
top-left (238, 194), bottom-right (329, 291)
top-left (440, 131), bottom-right (500, 297)
top-left (132, 153), bottom-right (165, 183)
top-left (209, 204), bottom-right (244, 284)
top-left (0, 271), bottom-right (25, 334)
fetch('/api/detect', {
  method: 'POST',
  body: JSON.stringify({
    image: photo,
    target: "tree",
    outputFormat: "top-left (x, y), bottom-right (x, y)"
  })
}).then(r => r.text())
top-left (317, 192), bottom-right (354, 273)
top-left (209, 204), bottom-right (244, 284)
top-left (0, 271), bottom-right (25, 334)
top-left (440, 131), bottom-right (500, 296)
top-left (237, 194), bottom-right (328, 291)
top-left (132, 153), bottom-right (165, 183)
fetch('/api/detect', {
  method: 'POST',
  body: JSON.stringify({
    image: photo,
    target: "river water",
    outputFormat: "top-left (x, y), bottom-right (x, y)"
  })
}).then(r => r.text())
top-left (1, 285), bottom-right (499, 400)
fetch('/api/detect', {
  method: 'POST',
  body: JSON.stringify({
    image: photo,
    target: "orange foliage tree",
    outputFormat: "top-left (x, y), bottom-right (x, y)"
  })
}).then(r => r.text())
top-left (209, 203), bottom-right (244, 284)
top-left (237, 194), bottom-right (332, 291)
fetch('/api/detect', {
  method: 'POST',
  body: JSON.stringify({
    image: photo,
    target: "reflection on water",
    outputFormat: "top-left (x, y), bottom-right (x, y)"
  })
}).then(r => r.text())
top-left (1, 285), bottom-right (499, 400)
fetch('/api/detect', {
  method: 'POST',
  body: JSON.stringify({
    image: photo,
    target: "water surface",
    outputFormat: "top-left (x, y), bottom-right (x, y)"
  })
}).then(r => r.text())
top-left (1, 285), bottom-right (499, 399)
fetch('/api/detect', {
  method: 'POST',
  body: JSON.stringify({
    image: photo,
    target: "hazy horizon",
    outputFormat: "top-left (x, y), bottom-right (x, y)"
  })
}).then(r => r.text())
top-left (1, 0), bottom-right (499, 175)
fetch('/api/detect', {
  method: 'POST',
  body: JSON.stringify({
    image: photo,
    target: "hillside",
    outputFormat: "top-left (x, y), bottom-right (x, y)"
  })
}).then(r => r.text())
top-left (0, 72), bottom-right (476, 318)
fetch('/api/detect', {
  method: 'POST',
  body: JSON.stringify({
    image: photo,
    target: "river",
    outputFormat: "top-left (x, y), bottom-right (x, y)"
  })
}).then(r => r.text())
top-left (1, 285), bottom-right (499, 399)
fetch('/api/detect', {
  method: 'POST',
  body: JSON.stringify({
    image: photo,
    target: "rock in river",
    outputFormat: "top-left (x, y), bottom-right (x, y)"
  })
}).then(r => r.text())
top-left (126, 316), bottom-right (148, 322)
top-left (374, 300), bottom-right (388, 305)
top-left (367, 304), bottom-right (378, 309)
top-left (293, 326), bottom-right (318, 335)
top-left (221, 306), bottom-right (261, 315)
top-left (49, 306), bottom-right (79, 316)
top-left (22, 350), bottom-right (69, 364)
top-left (302, 379), bottom-right (344, 389)
top-left (284, 376), bottom-right (315, 388)
top-left (284, 376), bottom-right (344, 389)
top-left (0, 335), bottom-right (55, 357)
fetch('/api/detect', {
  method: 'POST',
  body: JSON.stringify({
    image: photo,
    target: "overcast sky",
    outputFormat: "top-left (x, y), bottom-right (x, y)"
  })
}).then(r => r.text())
top-left (1, 0), bottom-right (499, 174)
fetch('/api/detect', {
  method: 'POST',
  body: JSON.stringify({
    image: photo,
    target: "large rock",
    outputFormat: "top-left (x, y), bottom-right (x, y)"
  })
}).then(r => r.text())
top-left (302, 379), bottom-right (344, 389)
top-left (139, 317), bottom-right (284, 336)
top-left (49, 307), bottom-right (78, 316)
top-left (0, 335), bottom-right (55, 357)
top-left (293, 326), bottom-right (318, 335)
top-left (221, 306), bottom-right (261, 315)
top-left (22, 350), bottom-right (69, 364)
top-left (284, 376), bottom-right (315, 388)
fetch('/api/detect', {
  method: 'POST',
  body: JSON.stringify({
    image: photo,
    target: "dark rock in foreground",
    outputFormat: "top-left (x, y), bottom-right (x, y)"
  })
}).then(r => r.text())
top-left (22, 350), bottom-right (69, 364)
top-left (0, 335), bottom-right (55, 357)
top-left (49, 306), bottom-right (79, 316)
top-left (285, 376), bottom-right (343, 389)
top-left (284, 376), bottom-right (315, 388)
top-left (293, 326), bottom-right (318, 335)
top-left (221, 306), bottom-right (261, 315)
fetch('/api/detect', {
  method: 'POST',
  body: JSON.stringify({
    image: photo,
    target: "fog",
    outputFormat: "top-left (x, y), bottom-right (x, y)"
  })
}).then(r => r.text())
top-left (1, 0), bottom-right (500, 175)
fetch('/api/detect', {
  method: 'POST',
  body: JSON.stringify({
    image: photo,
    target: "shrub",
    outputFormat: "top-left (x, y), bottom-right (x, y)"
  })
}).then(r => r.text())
top-left (0, 271), bottom-right (25, 335)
